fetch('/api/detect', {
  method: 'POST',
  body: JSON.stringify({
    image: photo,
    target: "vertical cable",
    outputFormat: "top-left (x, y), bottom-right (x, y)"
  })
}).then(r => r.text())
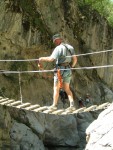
top-left (19, 72), bottom-right (23, 104)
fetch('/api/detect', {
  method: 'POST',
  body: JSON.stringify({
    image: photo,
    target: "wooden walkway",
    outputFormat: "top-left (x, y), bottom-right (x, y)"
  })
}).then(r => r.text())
top-left (0, 96), bottom-right (111, 115)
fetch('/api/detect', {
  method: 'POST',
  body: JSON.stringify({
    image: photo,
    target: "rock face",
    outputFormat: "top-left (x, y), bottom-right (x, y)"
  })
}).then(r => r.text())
top-left (85, 103), bottom-right (113, 150)
top-left (0, 0), bottom-right (113, 106)
top-left (10, 122), bottom-right (45, 150)
top-left (0, 102), bottom-right (105, 150)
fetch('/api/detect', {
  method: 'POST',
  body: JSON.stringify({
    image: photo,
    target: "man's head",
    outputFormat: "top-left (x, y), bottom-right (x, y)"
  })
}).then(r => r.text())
top-left (86, 93), bottom-right (90, 97)
top-left (52, 33), bottom-right (62, 45)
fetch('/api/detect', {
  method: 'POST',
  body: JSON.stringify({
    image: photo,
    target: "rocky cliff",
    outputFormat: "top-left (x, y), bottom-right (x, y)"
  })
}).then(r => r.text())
top-left (86, 103), bottom-right (113, 150)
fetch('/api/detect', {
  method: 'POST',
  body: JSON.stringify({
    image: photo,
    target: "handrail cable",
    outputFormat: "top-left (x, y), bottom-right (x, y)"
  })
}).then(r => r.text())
top-left (0, 48), bottom-right (112, 62)
top-left (0, 64), bottom-right (113, 74)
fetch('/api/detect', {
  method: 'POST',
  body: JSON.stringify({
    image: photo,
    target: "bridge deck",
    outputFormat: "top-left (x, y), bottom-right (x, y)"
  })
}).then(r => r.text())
top-left (0, 97), bottom-right (111, 115)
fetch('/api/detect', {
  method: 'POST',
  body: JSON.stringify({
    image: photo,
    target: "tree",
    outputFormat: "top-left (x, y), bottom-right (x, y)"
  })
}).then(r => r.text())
top-left (78, 0), bottom-right (113, 27)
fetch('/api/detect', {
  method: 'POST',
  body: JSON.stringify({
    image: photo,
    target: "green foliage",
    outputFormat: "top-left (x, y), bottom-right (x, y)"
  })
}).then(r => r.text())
top-left (78, 0), bottom-right (113, 27)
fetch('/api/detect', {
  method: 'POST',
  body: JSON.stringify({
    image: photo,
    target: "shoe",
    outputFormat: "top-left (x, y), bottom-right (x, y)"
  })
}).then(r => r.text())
top-left (48, 105), bottom-right (57, 110)
top-left (66, 106), bottom-right (76, 111)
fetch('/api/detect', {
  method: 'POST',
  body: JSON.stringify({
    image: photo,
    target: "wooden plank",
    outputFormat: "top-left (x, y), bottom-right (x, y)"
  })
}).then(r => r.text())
top-left (51, 109), bottom-right (65, 115)
top-left (84, 105), bottom-right (97, 112)
top-left (63, 107), bottom-right (76, 114)
top-left (61, 111), bottom-right (70, 115)
top-left (65, 107), bottom-right (76, 112)
top-left (33, 106), bottom-right (48, 112)
top-left (63, 107), bottom-right (78, 114)
top-left (1, 100), bottom-right (14, 105)
top-left (0, 96), bottom-right (3, 99)
top-left (72, 107), bottom-right (86, 114)
top-left (43, 109), bottom-right (54, 114)
top-left (97, 102), bottom-right (110, 110)
top-left (0, 98), bottom-right (9, 103)
top-left (7, 101), bottom-right (21, 106)
top-left (25, 104), bottom-right (40, 110)
top-left (16, 103), bottom-right (31, 108)
top-left (61, 108), bottom-right (76, 115)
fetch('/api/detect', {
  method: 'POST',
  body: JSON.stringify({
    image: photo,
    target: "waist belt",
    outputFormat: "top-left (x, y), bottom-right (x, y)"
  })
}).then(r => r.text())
top-left (58, 62), bottom-right (70, 67)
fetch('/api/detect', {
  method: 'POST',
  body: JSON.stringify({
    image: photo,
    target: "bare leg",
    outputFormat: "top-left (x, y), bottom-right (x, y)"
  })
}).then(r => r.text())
top-left (63, 82), bottom-right (75, 107)
top-left (53, 81), bottom-right (60, 106)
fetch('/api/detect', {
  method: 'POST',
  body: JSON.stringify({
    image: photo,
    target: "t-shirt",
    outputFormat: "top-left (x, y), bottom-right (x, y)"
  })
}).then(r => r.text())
top-left (50, 43), bottom-right (75, 65)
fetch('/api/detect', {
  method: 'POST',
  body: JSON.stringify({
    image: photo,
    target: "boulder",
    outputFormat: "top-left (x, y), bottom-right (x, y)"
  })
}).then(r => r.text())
top-left (85, 103), bottom-right (113, 150)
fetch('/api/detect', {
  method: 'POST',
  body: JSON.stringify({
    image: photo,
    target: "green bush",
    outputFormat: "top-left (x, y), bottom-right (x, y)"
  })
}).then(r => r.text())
top-left (77, 0), bottom-right (113, 27)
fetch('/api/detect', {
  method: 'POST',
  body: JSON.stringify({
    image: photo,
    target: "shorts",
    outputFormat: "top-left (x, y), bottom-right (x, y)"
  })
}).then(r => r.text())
top-left (54, 66), bottom-right (72, 84)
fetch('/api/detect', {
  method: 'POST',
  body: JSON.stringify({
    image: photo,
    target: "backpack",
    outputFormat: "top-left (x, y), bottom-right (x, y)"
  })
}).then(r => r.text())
top-left (61, 44), bottom-right (73, 65)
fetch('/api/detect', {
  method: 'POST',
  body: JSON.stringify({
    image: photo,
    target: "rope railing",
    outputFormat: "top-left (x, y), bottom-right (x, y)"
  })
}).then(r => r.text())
top-left (0, 64), bottom-right (113, 74)
top-left (19, 72), bottom-right (23, 104)
top-left (0, 48), bottom-right (112, 62)
top-left (67, 48), bottom-right (113, 57)
top-left (0, 48), bottom-right (112, 74)
top-left (0, 58), bottom-right (39, 62)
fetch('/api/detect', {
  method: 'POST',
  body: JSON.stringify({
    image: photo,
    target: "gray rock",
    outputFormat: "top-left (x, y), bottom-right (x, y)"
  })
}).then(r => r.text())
top-left (0, 102), bottom-right (104, 149)
top-left (85, 103), bottom-right (113, 150)
top-left (26, 111), bottom-right (45, 136)
top-left (10, 122), bottom-right (45, 150)
top-left (44, 114), bottom-right (79, 146)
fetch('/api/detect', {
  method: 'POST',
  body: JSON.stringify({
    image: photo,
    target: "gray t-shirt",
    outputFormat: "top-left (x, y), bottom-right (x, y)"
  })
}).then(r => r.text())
top-left (50, 43), bottom-right (75, 65)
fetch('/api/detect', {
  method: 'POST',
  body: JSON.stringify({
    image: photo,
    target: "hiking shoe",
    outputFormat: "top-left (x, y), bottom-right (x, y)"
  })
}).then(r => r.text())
top-left (66, 106), bottom-right (76, 111)
top-left (48, 105), bottom-right (57, 110)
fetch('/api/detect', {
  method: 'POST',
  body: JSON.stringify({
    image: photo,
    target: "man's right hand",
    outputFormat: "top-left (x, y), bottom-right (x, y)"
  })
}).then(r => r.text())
top-left (37, 59), bottom-right (43, 69)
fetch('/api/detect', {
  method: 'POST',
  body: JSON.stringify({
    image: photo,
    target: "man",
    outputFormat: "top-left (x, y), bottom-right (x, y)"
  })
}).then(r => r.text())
top-left (38, 34), bottom-right (77, 110)
top-left (85, 93), bottom-right (93, 107)
top-left (78, 97), bottom-right (85, 108)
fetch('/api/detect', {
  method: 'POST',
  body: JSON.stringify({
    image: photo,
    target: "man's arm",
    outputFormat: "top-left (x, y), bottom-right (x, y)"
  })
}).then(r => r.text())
top-left (39, 56), bottom-right (54, 62)
top-left (71, 55), bottom-right (77, 68)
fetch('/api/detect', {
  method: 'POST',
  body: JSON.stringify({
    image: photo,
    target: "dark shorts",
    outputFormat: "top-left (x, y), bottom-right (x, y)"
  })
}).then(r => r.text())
top-left (54, 66), bottom-right (72, 84)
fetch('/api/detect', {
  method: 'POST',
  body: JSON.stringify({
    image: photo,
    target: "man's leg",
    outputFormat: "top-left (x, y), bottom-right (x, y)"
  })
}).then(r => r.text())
top-left (52, 81), bottom-right (60, 106)
top-left (63, 82), bottom-right (75, 107)
top-left (48, 82), bottom-right (59, 110)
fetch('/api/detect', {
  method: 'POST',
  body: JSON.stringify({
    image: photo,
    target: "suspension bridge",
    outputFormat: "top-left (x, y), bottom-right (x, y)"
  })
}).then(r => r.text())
top-left (0, 48), bottom-right (113, 115)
